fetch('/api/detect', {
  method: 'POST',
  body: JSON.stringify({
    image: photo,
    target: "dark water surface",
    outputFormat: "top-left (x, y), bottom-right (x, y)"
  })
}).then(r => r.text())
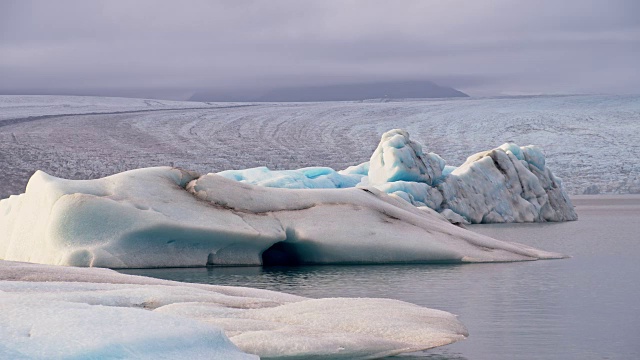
top-left (120, 196), bottom-right (640, 360)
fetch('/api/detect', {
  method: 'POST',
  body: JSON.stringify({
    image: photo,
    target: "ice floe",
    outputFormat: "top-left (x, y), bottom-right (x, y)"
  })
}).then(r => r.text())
top-left (0, 165), bottom-right (564, 268)
top-left (0, 259), bottom-right (467, 359)
top-left (438, 143), bottom-right (577, 223)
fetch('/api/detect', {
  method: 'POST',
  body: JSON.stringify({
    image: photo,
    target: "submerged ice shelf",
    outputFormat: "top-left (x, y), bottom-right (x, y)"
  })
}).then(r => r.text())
top-left (0, 259), bottom-right (468, 359)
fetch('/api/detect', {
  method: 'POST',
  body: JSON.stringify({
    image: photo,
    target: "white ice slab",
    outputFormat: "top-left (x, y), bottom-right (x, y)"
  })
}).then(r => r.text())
top-left (0, 260), bottom-right (467, 359)
top-left (0, 166), bottom-right (564, 268)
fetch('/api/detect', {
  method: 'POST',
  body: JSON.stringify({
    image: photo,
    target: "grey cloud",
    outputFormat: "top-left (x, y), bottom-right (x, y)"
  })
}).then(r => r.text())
top-left (1, 0), bottom-right (638, 98)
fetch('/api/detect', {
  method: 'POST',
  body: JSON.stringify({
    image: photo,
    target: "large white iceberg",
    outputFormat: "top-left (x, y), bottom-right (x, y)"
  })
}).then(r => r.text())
top-left (439, 143), bottom-right (577, 223)
top-left (0, 166), bottom-right (563, 268)
top-left (0, 259), bottom-right (467, 359)
top-left (217, 129), bottom-right (577, 224)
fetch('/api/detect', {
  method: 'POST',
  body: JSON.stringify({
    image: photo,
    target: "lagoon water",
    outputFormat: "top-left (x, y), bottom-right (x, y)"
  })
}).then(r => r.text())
top-left (121, 196), bottom-right (640, 360)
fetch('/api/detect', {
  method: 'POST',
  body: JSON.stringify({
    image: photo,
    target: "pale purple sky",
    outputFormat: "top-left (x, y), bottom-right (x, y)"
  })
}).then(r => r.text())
top-left (1, 0), bottom-right (639, 98)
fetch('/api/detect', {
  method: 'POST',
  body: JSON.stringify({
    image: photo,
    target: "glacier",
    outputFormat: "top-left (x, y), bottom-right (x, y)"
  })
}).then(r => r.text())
top-left (2, 94), bottom-right (638, 199)
top-left (217, 129), bottom-right (577, 224)
top-left (0, 166), bottom-right (564, 268)
top-left (0, 259), bottom-right (468, 359)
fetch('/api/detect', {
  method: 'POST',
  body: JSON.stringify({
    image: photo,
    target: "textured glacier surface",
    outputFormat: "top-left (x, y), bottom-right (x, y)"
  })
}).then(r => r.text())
top-left (0, 95), bottom-right (240, 121)
top-left (0, 259), bottom-right (467, 359)
top-left (0, 167), bottom-right (563, 268)
top-left (1, 95), bottom-right (638, 199)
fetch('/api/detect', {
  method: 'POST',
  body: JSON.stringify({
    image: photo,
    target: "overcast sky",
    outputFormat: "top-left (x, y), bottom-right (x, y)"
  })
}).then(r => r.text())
top-left (1, 0), bottom-right (639, 98)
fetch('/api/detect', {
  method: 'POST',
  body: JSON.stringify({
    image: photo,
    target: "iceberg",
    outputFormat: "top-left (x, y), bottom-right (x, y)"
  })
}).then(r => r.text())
top-left (439, 144), bottom-right (577, 223)
top-left (216, 129), bottom-right (577, 224)
top-left (0, 259), bottom-right (467, 359)
top-left (0, 166), bottom-right (563, 268)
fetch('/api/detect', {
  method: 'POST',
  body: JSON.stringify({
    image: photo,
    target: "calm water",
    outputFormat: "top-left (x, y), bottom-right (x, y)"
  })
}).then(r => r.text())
top-left (121, 196), bottom-right (640, 360)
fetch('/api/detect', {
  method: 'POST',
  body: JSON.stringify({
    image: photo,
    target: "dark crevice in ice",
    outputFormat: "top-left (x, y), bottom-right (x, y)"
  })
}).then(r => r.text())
top-left (262, 228), bottom-right (303, 266)
top-left (261, 241), bottom-right (303, 266)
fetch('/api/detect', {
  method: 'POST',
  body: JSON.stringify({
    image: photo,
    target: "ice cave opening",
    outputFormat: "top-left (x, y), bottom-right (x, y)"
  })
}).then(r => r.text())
top-left (261, 241), bottom-right (303, 266)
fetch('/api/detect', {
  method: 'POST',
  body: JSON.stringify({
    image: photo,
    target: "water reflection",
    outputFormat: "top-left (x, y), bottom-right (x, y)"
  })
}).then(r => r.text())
top-left (388, 352), bottom-right (468, 360)
top-left (120, 198), bottom-right (640, 360)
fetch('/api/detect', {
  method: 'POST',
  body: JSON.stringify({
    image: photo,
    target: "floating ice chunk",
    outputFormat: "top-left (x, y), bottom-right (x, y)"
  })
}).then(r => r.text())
top-left (439, 144), bottom-right (577, 223)
top-left (207, 130), bottom-right (575, 225)
top-left (0, 167), bottom-right (564, 268)
top-left (362, 131), bottom-right (574, 224)
top-left (368, 129), bottom-right (445, 186)
top-left (0, 290), bottom-right (254, 360)
top-left (157, 298), bottom-right (468, 359)
top-left (0, 259), bottom-right (467, 359)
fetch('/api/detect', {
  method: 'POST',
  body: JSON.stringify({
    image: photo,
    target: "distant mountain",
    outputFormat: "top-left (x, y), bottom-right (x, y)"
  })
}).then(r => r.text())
top-left (189, 80), bottom-right (468, 102)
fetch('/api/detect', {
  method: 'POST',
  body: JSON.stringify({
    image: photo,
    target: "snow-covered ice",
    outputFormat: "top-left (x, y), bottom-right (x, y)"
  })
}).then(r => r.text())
top-left (0, 259), bottom-right (468, 359)
top-left (0, 166), bottom-right (564, 268)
